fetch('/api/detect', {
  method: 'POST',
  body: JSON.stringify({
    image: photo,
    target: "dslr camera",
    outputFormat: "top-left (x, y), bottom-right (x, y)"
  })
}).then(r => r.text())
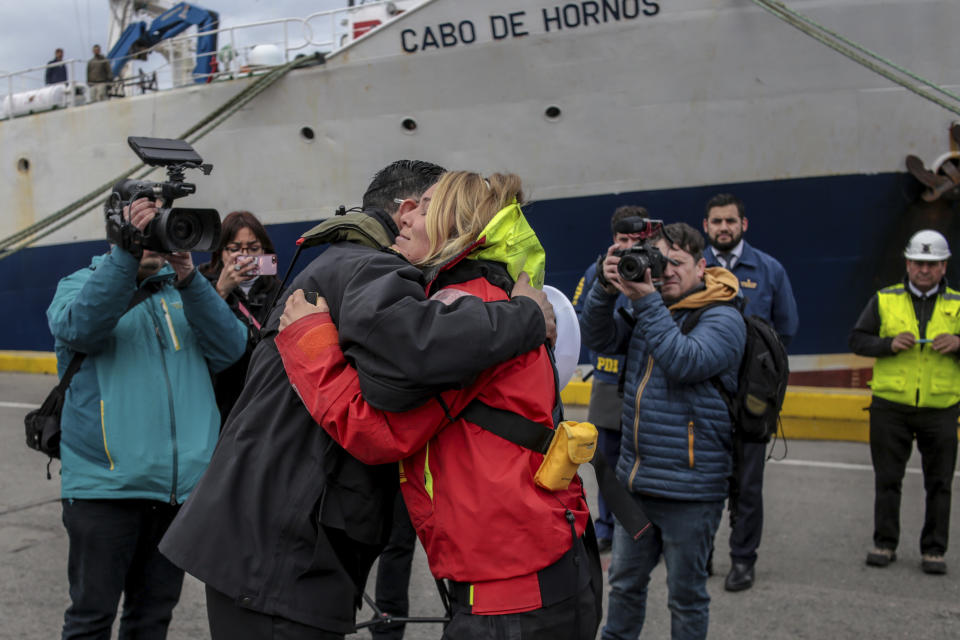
top-left (105, 137), bottom-right (220, 255)
top-left (613, 216), bottom-right (671, 282)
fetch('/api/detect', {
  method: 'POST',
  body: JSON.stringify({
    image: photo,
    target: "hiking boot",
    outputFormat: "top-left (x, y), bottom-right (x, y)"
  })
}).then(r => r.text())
top-left (865, 548), bottom-right (896, 567)
top-left (921, 554), bottom-right (947, 575)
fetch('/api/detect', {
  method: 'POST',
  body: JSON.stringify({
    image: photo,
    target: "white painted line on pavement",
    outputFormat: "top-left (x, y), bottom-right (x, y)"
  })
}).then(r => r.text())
top-left (0, 401), bottom-right (39, 409)
top-left (0, 408), bottom-right (952, 478)
top-left (770, 458), bottom-right (958, 476)
top-left (771, 459), bottom-right (874, 472)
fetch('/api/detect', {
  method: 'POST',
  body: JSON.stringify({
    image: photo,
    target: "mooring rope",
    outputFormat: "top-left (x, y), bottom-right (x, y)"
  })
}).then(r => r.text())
top-left (0, 55), bottom-right (316, 261)
top-left (750, 0), bottom-right (960, 117)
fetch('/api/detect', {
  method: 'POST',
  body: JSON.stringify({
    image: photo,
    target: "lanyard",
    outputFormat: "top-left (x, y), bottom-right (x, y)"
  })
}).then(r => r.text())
top-left (236, 301), bottom-right (262, 331)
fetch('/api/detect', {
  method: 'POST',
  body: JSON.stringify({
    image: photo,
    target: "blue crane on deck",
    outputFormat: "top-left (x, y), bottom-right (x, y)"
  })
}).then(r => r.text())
top-left (107, 2), bottom-right (219, 84)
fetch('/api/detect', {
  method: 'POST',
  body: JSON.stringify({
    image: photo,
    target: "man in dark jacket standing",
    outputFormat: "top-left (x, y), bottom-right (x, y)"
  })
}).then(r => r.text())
top-left (701, 193), bottom-right (798, 592)
top-left (850, 229), bottom-right (960, 575)
top-left (572, 205), bottom-right (648, 552)
top-left (580, 222), bottom-right (746, 640)
top-left (45, 48), bottom-right (67, 84)
top-left (160, 160), bottom-right (553, 639)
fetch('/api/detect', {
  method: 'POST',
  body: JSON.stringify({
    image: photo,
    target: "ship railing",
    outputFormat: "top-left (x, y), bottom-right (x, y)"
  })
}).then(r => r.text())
top-left (0, 59), bottom-right (86, 120)
top-left (0, 1), bottom-right (405, 116)
top-left (113, 1), bottom-right (402, 88)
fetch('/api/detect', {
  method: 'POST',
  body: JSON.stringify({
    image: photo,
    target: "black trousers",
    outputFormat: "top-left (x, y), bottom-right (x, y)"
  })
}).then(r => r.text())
top-left (441, 582), bottom-right (599, 640)
top-left (729, 440), bottom-right (766, 565)
top-left (61, 499), bottom-right (184, 640)
top-left (372, 493), bottom-right (418, 640)
top-left (205, 585), bottom-right (344, 640)
top-left (441, 530), bottom-right (601, 640)
top-left (869, 398), bottom-right (959, 555)
top-left (594, 427), bottom-right (623, 541)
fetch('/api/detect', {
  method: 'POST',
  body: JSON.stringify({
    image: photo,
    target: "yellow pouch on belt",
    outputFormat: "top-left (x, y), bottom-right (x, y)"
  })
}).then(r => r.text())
top-left (534, 421), bottom-right (598, 491)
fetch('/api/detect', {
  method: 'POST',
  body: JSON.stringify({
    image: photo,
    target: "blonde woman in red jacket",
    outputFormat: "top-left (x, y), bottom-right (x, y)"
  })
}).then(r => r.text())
top-left (277, 171), bottom-right (599, 640)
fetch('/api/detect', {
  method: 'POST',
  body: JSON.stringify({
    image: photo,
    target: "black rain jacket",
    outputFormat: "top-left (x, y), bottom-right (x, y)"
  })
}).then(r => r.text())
top-left (159, 210), bottom-right (545, 633)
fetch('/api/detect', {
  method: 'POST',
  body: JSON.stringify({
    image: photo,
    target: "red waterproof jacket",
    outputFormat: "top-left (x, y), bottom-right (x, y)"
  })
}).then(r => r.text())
top-left (277, 269), bottom-right (589, 615)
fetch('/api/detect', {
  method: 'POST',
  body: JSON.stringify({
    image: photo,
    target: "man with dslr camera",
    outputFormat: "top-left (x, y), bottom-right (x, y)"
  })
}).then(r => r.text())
top-left (47, 196), bottom-right (247, 639)
top-left (579, 221), bottom-right (745, 640)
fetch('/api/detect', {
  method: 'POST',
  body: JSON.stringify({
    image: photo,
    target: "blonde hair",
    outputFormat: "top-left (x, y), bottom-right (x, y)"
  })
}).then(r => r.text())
top-left (420, 171), bottom-right (524, 266)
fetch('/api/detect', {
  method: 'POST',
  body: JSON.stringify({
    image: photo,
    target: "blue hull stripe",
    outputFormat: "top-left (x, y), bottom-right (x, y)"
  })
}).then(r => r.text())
top-left (6, 172), bottom-right (957, 355)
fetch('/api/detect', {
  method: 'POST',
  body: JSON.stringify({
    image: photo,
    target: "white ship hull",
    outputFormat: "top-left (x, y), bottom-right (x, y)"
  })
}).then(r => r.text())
top-left (2, 0), bottom-right (959, 376)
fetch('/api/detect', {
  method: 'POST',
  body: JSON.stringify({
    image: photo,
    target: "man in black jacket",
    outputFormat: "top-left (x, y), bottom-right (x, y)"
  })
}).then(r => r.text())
top-left (45, 48), bottom-right (67, 84)
top-left (160, 160), bottom-right (553, 639)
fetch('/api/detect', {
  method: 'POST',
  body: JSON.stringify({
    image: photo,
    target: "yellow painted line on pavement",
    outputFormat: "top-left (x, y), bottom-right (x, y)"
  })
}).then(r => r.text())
top-left (0, 351), bottom-right (57, 375)
top-left (5, 353), bottom-right (956, 444)
top-left (561, 380), bottom-right (959, 444)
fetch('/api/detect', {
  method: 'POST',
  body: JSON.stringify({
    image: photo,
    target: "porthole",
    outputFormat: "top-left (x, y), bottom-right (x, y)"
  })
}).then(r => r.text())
top-left (401, 118), bottom-right (418, 133)
top-left (545, 106), bottom-right (562, 121)
top-left (300, 126), bottom-right (316, 142)
top-left (16, 157), bottom-right (30, 173)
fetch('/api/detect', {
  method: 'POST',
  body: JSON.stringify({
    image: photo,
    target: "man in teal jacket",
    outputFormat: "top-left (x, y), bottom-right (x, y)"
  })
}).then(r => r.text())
top-left (47, 197), bottom-right (247, 639)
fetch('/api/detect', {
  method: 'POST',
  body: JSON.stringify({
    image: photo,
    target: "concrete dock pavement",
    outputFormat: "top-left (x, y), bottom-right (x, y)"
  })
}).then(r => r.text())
top-left (2, 371), bottom-right (959, 639)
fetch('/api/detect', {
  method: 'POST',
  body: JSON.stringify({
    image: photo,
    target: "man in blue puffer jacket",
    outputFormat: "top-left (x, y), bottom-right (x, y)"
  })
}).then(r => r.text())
top-left (579, 222), bottom-right (746, 640)
top-left (47, 198), bottom-right (247, 639)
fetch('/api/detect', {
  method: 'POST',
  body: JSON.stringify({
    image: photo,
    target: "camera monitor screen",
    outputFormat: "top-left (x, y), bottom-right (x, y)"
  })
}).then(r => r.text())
top-left (128, 137), bottom-right (203, 166)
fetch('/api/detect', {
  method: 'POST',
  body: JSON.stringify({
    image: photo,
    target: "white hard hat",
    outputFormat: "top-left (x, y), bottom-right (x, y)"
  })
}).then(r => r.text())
top-left (904, 229), bottom-right (951, 261)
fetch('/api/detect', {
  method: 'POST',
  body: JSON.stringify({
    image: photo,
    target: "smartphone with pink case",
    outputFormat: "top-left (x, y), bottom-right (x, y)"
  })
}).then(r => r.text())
top-left (239, 254), bottom-right (278, 275)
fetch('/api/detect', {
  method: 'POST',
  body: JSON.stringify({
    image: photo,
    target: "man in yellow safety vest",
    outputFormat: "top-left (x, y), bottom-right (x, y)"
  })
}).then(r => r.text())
top-left (849, 229), bottom-right (960, 575)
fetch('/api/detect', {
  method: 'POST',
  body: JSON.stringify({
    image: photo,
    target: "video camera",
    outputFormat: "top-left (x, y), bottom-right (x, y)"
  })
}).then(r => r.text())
top-left (612, 216), bottom-right (676, 282)
top-left (104, 137), bottom-right (220, 255)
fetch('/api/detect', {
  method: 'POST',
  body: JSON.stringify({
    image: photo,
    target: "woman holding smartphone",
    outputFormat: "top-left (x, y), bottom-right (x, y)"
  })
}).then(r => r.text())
top-left (198, 210), bottom-right (281, 426)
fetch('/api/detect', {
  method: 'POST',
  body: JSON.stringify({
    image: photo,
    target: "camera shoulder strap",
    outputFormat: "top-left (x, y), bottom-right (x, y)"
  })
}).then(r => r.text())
top-left (53, 286), bottom-right (155, 398)
top-left (55, 352), bottom-right (87, 395)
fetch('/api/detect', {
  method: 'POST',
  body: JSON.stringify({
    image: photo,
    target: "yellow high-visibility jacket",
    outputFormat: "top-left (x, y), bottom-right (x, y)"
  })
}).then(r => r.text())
top-left (871, 284), bottom-right (960, 408)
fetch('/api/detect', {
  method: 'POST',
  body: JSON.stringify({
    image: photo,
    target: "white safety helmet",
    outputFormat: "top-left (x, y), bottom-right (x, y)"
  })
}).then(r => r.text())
top-left (904, 229), bottom-right (951, 261)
